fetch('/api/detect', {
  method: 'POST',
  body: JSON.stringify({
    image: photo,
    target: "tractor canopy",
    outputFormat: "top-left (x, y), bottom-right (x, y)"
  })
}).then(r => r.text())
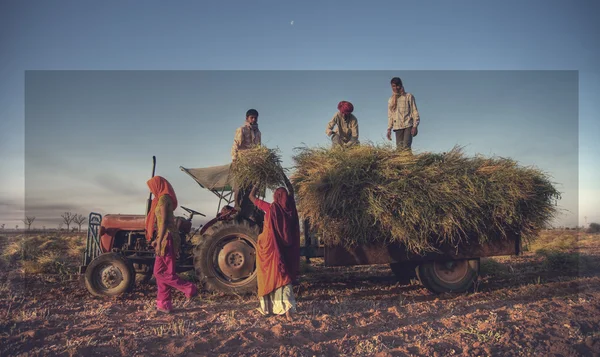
top-left (180, 164), bottom-right (236, 209)
top-left (180, 164), bottom-right (234, 192)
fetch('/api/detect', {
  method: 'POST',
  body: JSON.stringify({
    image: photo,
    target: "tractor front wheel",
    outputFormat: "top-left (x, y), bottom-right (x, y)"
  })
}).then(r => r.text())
top-left (194, 220), bottom-right (259, 295)
top-left (84, 253), bottom-right (135, 297)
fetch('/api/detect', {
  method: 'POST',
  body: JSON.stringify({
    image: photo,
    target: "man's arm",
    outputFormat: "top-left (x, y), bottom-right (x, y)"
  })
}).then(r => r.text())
top-left (349, 117), bottom-right (359, 145)
top-left (410, 94), bottom-right (420, 128)
top-left (410, 94), bottom-right (420, 136)
top-left (325, 114), bottom-right (337, 137)
top-left (387, 97), bottom-right (393, 140)
top-left (387, 97), bottom-right (394, 130)
top-left (231, 127), bottom-right (243, 161)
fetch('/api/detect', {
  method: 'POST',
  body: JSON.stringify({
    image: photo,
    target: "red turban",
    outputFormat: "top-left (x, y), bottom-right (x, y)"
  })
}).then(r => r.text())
top-left (337, 101), bottom-right (354, 114)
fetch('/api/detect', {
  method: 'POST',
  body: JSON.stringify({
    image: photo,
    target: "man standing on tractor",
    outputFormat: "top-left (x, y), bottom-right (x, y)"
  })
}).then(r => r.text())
top-left (326, 101), bottom-right (359, 148)
top-left (231, 109), bottom-right (262, 212)
top-left (386, 77), bottom-right (420, 150)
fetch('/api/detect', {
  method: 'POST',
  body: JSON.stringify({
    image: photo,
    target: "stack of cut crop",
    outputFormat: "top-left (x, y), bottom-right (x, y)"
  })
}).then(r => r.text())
top-left (292, 145), bottom-right (560, 253)
top-left (230, 146), bottom-right (288, 191)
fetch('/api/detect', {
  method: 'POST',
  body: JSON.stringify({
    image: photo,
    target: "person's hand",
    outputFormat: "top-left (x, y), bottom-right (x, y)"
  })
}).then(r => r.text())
top-left (152, 240), bottom-right (162, 256)
top-left (386, 129), bottom-right (392, 141)
top-left (411, 127), bottom-right (418, 137)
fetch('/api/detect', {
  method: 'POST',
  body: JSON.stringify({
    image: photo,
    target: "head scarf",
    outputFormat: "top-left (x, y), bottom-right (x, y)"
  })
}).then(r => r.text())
top-left (145, 176), bottom-right (178, 241)
top-left (337, 101), bottom-right (354, 115)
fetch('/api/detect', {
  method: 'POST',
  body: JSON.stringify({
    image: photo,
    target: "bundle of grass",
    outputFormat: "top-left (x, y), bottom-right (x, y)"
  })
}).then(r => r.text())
top-left (292, 145), bottom-right (560, 254)
top-left (230, 146), bottom-right (288, 190)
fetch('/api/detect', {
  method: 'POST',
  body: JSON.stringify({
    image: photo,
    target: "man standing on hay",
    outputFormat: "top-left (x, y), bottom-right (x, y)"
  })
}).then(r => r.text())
top-left (231, 109), bottom-right (262, 212)
top-left (386, 77), bottom-right (420, 150)
top-left (326, 101), bottom-right (359, 148)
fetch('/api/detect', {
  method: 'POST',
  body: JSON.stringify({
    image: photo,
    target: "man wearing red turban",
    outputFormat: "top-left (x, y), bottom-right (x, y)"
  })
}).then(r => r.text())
top-left (326, 101), bottom-right (360, 147)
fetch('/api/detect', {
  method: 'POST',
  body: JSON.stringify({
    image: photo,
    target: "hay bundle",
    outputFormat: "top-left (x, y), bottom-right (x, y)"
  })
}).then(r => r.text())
top-left (230, 146), bottom-right (288, 190)
top-left (292, 145), bottom-right (560, 253)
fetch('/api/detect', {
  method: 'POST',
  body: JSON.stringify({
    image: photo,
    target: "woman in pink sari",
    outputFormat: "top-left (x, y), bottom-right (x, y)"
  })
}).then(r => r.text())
top-left (146, 176), bottom-right (198, 313)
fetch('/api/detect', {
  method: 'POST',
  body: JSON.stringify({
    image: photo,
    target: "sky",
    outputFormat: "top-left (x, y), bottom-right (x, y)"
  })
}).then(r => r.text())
top-left (1, 0), bottom-right (599, 230)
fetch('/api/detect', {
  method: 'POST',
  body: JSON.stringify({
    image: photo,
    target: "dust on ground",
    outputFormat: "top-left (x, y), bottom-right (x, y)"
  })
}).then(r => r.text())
top-left (1, 230), bottom-right (599, 357)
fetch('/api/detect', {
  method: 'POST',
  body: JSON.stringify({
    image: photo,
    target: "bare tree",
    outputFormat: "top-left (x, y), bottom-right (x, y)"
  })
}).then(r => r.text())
top-left (58, 223), bottom-right (64, 231)
top-left (61, 212), bottom-right (76, 231)
top-left (22, 216), bottom-right (36, 231)
top-left (1, 223), bottom-right (4, 230)
top-left (73, 214), bottom-right (88, 232)
top-left (15, 225), bottom-right (19, 231)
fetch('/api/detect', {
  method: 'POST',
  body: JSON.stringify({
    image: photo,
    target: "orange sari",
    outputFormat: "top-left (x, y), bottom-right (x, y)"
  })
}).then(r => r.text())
top-left (255, 188), bottom-right (300, 297)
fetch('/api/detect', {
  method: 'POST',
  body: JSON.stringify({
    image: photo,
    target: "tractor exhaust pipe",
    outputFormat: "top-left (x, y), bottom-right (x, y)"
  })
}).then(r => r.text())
top-left (145, 156), bottom-right (157, 217)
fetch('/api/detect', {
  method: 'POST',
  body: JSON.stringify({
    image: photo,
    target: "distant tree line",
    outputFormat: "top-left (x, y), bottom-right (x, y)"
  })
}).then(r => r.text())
top-left (0, 212), bottom-right (90, 233)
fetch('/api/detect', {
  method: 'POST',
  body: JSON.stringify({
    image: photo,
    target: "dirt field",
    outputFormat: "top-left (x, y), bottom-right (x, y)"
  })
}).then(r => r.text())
top-left (1, 231), bottom-right (600, 357)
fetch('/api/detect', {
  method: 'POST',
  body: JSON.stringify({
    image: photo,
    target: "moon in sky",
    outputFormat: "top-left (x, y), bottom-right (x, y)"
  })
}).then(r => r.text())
top-left (290, 20), bottom-right (294, 25)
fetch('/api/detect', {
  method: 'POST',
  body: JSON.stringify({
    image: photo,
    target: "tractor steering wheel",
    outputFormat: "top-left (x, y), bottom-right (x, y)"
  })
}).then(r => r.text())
top-left (180, 206), bottom-right (206, 218)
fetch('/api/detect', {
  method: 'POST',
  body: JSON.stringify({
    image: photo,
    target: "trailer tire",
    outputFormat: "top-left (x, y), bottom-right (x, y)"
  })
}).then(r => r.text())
top-left (84, 253), bottom-right (135, 297)
top-left (194, 220), bottom-right (259, 295)
top-left (416, 259), bottom-right (479, 294)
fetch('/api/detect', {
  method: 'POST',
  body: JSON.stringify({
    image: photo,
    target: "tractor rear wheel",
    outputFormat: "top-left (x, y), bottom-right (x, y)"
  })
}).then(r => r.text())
top-left (416, 259), bottom-right (479, 294)
top-left (84, 253), bottom-right (135, 297)
top-left (193, 220), bottom-right (259, 295)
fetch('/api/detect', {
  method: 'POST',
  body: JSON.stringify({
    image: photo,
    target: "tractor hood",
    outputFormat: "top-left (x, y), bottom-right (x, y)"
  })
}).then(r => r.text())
top-left (101, 214), bottom-right (146, 230)
top-left (101, 214), bottom-right (192, 234)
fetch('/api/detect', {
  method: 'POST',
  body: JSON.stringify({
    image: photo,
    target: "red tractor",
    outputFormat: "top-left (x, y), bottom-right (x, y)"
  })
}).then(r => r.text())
top-left (80, 157), bottom-right (266, 297)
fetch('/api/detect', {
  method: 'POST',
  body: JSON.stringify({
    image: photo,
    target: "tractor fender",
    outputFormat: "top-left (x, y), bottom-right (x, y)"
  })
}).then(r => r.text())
top-left (199, 217), bottom-right (222, 235)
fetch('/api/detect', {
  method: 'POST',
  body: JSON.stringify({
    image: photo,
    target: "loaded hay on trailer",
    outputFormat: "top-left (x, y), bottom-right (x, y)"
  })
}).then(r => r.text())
top-left (292, 145), bottom-right (560, 254)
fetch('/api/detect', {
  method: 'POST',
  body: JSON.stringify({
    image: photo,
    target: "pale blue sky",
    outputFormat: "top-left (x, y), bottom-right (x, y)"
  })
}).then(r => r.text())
top-left (1, 1), bottom-right (599, 228)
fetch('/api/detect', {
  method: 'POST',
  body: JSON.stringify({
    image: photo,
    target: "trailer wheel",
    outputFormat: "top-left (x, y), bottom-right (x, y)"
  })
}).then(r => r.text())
top-left (416, 259), bottom-right (479, 294)
top-left (193, 220), bottom-right (259, 295)
top-left (84, 253), bottom-right (135, 297)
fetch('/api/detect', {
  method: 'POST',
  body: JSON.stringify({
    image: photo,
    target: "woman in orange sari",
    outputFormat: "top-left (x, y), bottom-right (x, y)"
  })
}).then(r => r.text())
top-left (146, 176), bottom-right (198, 313)
top-left (249, 178), bottom-right (300, 321)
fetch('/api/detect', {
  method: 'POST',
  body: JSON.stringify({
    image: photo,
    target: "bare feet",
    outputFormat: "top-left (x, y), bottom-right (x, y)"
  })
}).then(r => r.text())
top-left (183, 288), bottom-right (200, 308)
top-left (156, 307), bottom-right (171, 314)
top-left (182, 298), bottom-right (196, 308)
top-left (285, 310), bottom-right (294, 322)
